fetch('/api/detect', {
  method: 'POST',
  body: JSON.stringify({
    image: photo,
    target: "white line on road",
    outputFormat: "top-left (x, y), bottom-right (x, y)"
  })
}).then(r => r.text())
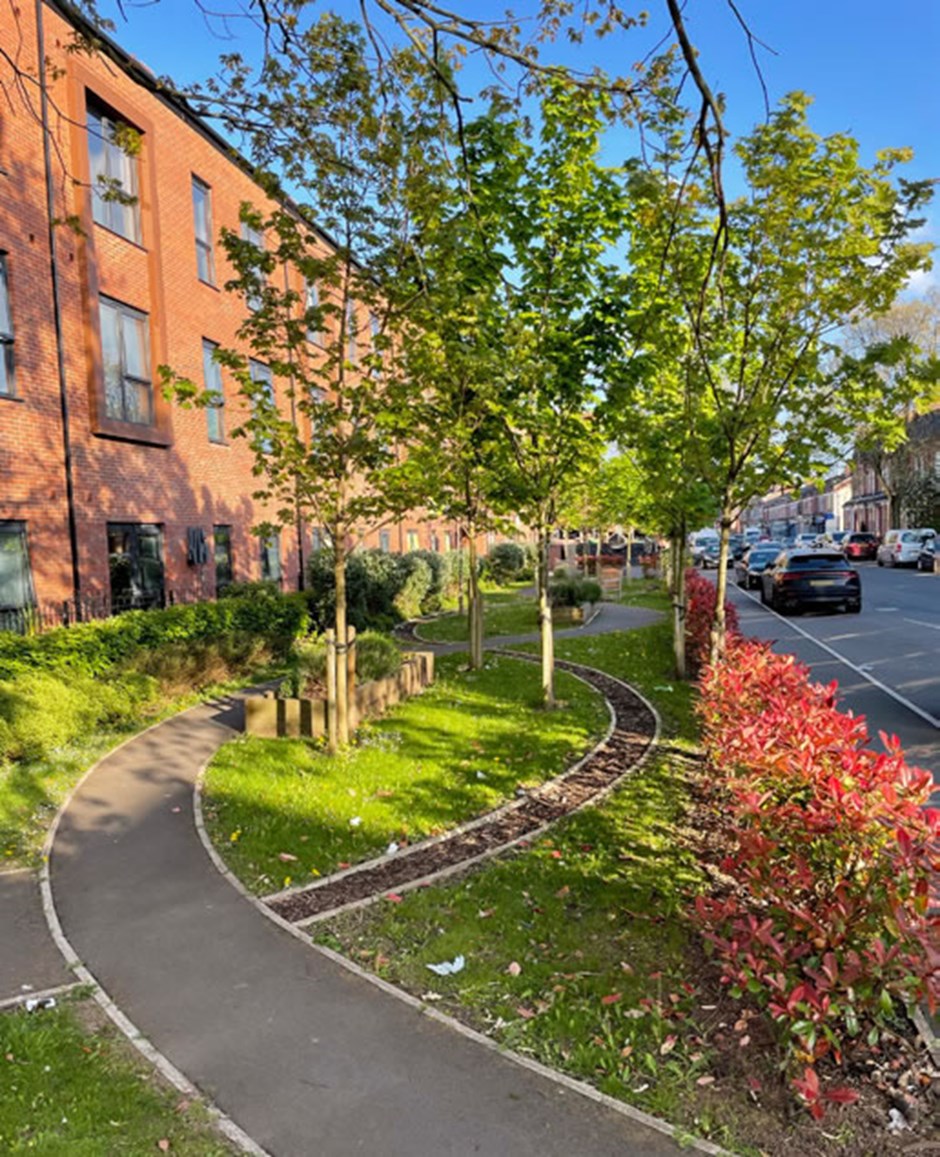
top-left (904, 618), bottom-right (940, 632)
top-left (736, 589), bottom-right (940, 730)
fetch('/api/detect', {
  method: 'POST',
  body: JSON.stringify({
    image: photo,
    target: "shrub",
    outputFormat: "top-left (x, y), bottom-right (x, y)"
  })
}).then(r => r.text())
top-left (548, 577), bottom-right (602, 607)
top-left (0, 594), bottom-right (308, 680)
top-left (484, 542), bottom-right (527, 585)
top-left (693, 635), bottom-right (939, 1116)
top-left (280, 631), bottom-right (402, 698)
top-left (122, 635), bottom-right (274, 700)
top-left (392, 556), bottom-right (432, 621)
top-left (683, 568), bottom-right (739, 673)
top-left (0, 670), bottom-right (156, 762)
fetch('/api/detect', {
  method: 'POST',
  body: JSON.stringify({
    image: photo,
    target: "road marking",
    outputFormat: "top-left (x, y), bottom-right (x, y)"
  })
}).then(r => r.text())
top-left (876, 606), bottom-right (899, 612)
top-left (736, 588), bottom-right (940, 730)
top-left (904, 618), bottom-right (940, 632)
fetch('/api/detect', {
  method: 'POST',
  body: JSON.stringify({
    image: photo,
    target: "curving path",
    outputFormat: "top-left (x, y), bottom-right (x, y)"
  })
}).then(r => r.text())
top-left (42, 614), bottom-right (713, 1157)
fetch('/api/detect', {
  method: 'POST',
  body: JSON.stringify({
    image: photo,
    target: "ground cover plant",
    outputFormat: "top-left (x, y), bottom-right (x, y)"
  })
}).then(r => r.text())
top-left (202, 652), bottom-right (609, 894)
top-left (0, 999), bottom-right (235, 1154)
top-left (0, 595), bottom-right (304, 866)
top-left (311, 622), bottom-right (939, 1154)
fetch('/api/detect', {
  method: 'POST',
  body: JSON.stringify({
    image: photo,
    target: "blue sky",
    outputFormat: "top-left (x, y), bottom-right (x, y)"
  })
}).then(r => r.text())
top-left (102, 0), bottom-right (939, 288)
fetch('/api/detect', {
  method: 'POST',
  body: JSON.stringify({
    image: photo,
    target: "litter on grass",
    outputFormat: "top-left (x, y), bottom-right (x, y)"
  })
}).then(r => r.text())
top-left (349, 816), bottom-right (363, 827)
top-left (426, 955), bottom-right (465, 976)
top-left (24, 997), bottom-right (56, 1012)
top-left (385, 842), bottom-right (399, 856)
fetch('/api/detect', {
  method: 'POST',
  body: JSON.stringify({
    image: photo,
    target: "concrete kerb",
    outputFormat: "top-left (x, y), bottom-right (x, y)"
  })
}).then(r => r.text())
top-left (0, 981), bottom-right (83, 1013)
top-left (37, 701), bottom-right (271, 1157)
top-left (192, 659), bottom-right (730, 1156)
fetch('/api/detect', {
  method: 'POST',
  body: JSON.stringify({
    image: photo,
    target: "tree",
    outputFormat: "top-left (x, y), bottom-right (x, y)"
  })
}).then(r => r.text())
top-left (482, 81), bottom-right (623, 706)
top-left (164, 16), bottom-right (446, 745)
top-left (615, 91), bottom-right (934, 662)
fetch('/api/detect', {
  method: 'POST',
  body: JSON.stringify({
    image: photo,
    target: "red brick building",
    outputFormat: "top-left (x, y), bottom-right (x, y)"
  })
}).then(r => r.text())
top-left (0, 0), bottom-right (461, 626)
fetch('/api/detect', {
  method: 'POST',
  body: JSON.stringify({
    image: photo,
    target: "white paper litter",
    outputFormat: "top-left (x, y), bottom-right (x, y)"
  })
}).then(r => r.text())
top-left (887, 1107), bottom-right (909, 1134)
top-left (24, 997), bottom-right (56, 1012)
top-left (349, 816), bottom-right (362, 827)
top-left (426, 954), bottom-right (465, 976)
top-left (653, 685), bottom-right (674, 692)
top-left (385, 842), bottom-right (399, 856)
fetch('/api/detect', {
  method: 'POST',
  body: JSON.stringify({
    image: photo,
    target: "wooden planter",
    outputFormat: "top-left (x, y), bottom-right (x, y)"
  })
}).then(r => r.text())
top-left (245, 651), bottom-right (435, 739)
top-left (550, 605), bottom-right (586, 625)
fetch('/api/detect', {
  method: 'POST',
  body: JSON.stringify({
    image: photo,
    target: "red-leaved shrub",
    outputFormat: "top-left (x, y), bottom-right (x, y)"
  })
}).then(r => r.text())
top-left (693, 635), bottom-right (938, 1117)
top-left (684, 568), bottom-right (739, 673)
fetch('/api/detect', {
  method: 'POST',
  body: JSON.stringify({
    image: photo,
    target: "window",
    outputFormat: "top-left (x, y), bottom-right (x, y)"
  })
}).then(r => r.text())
top-left (87, 101), bottom-right (141, 243)
top-left (241, 221), bottom-right (264, 311)
top-left (99, 297), bottom-right (152, 425)
top-left (0, 522), bottom-right (35, 628)
top-left (305, 280), bottom-right (323, 344)
top-left (310, 526), bottom-right (325, 553)
top-left (379, 530), bottom-right (391, 554)
top-left (407, 529), bottom-right (420, 552)
top-left (248, 359), bottom-right (274, 452)
top-left (369, 312), bottom-right (382, 373)
top-left (430, 532), bottom-right (440, 553)
top-left (0, 254), bottom-right (13, 397)
top-left (107, 523), bottom-right (164, 611)
top-left (260, 534), bottom-right (281, 586)
top-left (214, 525), bottom-right (233, 595)
top-left (192, 177), bottom-right (215, 284)
top-left (202, 339), bottom-right (224, 443)
top-left (345, 299), bottom-right (357, 363)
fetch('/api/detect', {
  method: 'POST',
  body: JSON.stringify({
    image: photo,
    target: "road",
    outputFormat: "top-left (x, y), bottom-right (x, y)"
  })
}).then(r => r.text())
top-left (714, 561), bottom-right (940, 805)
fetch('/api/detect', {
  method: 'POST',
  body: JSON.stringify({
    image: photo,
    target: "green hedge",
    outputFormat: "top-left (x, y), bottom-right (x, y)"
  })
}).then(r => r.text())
top-left (0, 593), bottom-right (309, 680)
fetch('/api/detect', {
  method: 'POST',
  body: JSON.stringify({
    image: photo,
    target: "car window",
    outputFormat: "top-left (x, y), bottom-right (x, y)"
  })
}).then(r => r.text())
top-left (785, 554), bottom-right (849, 569)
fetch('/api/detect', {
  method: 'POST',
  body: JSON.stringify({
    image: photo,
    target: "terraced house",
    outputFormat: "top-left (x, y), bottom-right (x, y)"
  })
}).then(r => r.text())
top-left (0, 0), bottom-right (459, 630)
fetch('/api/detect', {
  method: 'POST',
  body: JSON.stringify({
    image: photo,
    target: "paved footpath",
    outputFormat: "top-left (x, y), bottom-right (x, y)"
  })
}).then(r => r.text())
top-left (45, 612), bottom-right (701, 1157)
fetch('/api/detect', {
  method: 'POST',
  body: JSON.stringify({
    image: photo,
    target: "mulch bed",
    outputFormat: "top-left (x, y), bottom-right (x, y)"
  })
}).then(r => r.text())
top-left (266, 653), bottom-right (656, 924)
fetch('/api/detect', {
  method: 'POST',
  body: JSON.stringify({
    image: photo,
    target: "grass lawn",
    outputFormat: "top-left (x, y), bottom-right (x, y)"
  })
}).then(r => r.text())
top-left (0, 998), bottom-right (235, 1154)
top-left (415, 589), bottom-right (540, 642)
top-left (309, 623), bottom-right (757, 1152)
top-left (203, 653), bottom-right (609, 894)
top-left (618, 577), bottom-right (672, 613)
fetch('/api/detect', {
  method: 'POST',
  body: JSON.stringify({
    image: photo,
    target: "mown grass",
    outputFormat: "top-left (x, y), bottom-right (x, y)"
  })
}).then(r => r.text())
top-left (415, 589), bottom-right (540, 642)
top-left (311, 622), bottom-right (752, 1150)
top-left (203, 652), bottom-right (609, 894)
top-left (0, 999), bottom-right (234, 1154)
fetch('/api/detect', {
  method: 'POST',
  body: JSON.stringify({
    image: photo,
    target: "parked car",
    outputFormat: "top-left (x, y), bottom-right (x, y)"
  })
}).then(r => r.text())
top-left (735, 543), bottom-right (784, 589)
top-left (760, 550), bottom-right (861, 614)
top-left (728, 534), bottom-right (747, 561)
top-left (842, 532), bottom-right (879, 561)
top-left (794, 533), bottom-right (818, 549)
top-left (877, 528), bottom-right (936, 568)
top-left (696, 542), bottom-right (728, 569)
top-left (917, 539), bottom-right (937, 572)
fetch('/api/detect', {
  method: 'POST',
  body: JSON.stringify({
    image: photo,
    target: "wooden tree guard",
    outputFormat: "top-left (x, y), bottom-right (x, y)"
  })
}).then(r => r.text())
top-left (325, 628), bottom-right (338, 752)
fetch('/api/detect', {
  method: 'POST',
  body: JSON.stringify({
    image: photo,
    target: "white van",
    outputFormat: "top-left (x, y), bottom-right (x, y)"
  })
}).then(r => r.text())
top-left (877, 528), bottom-right (936, 568)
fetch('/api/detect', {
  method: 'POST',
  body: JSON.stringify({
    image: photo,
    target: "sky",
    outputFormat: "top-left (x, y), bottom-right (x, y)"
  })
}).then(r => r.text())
top-left (98, 0), bottom-right (940, 290)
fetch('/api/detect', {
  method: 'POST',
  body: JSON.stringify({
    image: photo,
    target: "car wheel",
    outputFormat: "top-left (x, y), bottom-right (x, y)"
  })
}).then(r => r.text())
top-left (876, 557), bottom-right (883, 566)
top-left (847, 600), bottom-right (861, 614)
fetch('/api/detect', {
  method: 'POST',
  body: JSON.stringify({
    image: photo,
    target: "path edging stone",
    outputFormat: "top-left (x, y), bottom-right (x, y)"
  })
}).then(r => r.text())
top-left (193, 662), bottom-right (728, 1155)
top-left (38, 701), bottom-right (271, 1157)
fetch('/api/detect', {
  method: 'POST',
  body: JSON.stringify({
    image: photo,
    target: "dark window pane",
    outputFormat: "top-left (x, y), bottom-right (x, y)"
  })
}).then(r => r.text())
top-left (0, 522), bottom-right (34, 611)
top-left (214, 525), bottom-right (233, 594)
top-left (107, 522), bottom-right (164, 611)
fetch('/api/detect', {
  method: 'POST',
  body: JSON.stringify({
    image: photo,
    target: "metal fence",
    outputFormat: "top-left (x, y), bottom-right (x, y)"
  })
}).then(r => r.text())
top-left (0, 589), bottom-right (197, 636)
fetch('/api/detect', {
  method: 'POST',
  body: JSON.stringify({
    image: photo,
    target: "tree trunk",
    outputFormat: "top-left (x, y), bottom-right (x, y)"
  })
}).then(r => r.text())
top-left (333, 536), bottom-right (349, 747)
top-left (537, 526), bottom-right (555, 708)
top-left (625, 528), bottom-right (634, 583)
top-left (672, 525), bottom-right (687, 680)
top-left (467, 530), bottom-right (483, 670)
top-left (709, 514), bottom-right (733, 666)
